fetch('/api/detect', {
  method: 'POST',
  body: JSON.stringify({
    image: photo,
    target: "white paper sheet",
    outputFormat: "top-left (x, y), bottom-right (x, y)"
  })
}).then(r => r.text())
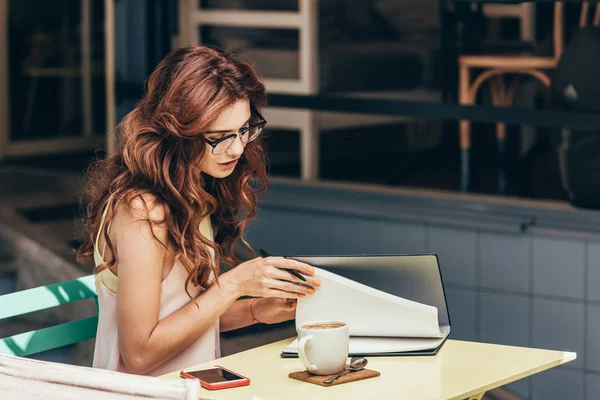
top-left (295, 268), bottom-right (444, 338)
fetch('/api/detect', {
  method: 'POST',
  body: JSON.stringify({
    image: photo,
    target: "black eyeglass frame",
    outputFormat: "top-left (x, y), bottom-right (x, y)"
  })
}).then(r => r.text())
top-left (202, 106), bottom-right (267, 155)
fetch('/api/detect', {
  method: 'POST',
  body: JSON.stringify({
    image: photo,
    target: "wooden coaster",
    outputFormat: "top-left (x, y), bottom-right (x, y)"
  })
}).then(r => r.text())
top-left (289, 365), bottom-right (380, 387)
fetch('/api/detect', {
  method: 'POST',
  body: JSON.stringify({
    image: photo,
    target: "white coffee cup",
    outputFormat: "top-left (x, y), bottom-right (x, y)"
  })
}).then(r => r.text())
top-left (297, 321), bottom-right (349, 375)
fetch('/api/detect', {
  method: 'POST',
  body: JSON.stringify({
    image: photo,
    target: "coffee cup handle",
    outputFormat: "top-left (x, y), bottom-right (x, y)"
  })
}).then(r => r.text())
top-left (298, 335), bottom-right (317, 371)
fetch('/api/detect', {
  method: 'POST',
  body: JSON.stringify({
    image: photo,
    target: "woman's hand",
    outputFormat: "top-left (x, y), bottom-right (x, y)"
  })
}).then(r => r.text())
top-left (251, 297), bottom-right (297, 324)
top-left (225, 256), bottom-right (320, 299)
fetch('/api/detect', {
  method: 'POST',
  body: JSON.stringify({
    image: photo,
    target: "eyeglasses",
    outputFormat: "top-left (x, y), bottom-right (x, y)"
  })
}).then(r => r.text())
top-left (202, 107), bottom-right (267, 155)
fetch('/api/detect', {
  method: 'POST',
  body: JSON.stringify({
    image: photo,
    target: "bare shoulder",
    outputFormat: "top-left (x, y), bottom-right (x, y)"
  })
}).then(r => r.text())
top-left (127, 194), bottom-right (167, 224)
top-left (98, 194), bottom-right (170, 266)
top-left (112, 193), bottom-right (170, 239)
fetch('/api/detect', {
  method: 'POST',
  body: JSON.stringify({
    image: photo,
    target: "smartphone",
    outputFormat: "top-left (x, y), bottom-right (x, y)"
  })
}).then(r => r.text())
top-left (180, 365), bottom-right (250, 390)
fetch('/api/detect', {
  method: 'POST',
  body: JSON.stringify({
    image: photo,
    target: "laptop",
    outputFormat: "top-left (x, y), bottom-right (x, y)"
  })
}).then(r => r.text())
top-left (281, 254), bottom-right (451, 357)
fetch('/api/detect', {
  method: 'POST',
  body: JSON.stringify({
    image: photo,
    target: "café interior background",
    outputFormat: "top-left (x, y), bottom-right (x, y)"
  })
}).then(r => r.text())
top-left (1, 2), bottom-right (600, 400)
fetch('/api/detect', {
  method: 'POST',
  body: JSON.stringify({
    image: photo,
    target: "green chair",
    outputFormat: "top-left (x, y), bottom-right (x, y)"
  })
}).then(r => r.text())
top-left (0, 275), bottom-right (98, 357)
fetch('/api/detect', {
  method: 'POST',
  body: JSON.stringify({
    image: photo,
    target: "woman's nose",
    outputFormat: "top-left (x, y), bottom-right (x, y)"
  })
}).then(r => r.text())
top-left (226, 134), bottom-right (245, 158)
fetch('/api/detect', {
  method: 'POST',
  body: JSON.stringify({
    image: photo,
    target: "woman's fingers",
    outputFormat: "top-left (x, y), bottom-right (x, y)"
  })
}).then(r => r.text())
top-left (264, 278), bottom-right (314, 296)
top-left (262, 257), bottom-right (317, 279)
top-left (279, 298), bottom-right (297, 311)
top-left (282, 298), bottom-right (296, 306)
top-left (262, 289), bottom-right (305, 299)
top-left (265, 265), bottom-right (321, 288)
top-left (268, 298), bottom-right (297, 311)
top-left (262, 257), bottom-right (314, 275)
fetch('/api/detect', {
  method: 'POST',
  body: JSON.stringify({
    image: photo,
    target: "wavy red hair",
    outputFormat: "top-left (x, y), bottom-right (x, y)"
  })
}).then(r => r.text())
top-left (77, 45), bottom-right (268, 294)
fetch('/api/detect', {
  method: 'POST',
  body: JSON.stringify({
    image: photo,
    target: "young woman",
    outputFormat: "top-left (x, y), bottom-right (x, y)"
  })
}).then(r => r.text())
top-left (77, 46), bottom-right (320, 376)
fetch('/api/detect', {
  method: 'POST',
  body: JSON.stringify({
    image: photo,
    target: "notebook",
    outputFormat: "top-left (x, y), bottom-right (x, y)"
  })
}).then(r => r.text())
top-left (280, 254), bottom-right (451, 357)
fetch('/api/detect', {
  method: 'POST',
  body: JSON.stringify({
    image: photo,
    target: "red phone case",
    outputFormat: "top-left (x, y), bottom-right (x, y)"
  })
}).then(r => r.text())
top-left (180, 365), bottom-right (250, 390)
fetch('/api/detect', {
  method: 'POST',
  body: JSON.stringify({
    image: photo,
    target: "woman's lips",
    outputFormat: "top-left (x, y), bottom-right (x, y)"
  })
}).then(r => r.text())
top-left (219, 159), bottom-right (239, 169)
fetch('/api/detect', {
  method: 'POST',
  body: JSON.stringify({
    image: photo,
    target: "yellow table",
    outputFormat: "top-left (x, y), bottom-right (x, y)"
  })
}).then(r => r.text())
top-left (162, 338), bottom-right (576, 400)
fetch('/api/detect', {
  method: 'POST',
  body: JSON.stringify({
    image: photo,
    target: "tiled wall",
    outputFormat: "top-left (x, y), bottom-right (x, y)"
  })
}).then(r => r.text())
top-left (246, 208), bottom-right (600, 400)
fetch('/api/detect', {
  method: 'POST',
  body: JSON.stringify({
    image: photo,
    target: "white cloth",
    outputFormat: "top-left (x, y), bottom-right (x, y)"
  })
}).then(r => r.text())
top-left (0, 353), bottom-right (200, 400)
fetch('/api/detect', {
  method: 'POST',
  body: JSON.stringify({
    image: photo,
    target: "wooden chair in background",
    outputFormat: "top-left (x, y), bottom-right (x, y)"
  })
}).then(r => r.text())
top-left (458, 2), bottom-right (600, 194)
top-left (483, 2), bottom-right (536, 44)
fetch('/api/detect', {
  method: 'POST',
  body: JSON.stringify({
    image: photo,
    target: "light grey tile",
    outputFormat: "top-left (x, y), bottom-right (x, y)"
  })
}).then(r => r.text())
top-left (532, 367), bottom-right (584, 400)
top-left (480, 232), bottom-right (529, 293)
top-left (587, 373), bottom-right (600, 400)
top-left (248, 210), bottom-right (333, 256)
top-left (245, 208), bottom-right (287, 251)
top-left (279, 212), bottom-right (333, 256)
top-left (505, 378), bottom-right (529, 399)
top-left (378, 221), bottom-right (426, 254)
top-left (428, 227), bottom-right (477, 286)
top-left (445, 287), bottom-right (477, 341)
top-left (327, 216), bottom-right (380, 255)
top-left (533, 237), bottom-right (585, 299)
top-left (588, 242), bottom-right (600, 302)
top-left (533, 298), bottom-right (585, 368)
top-left (587, 304), bottom-right (600, 372)
top-left (479, 292), bottom-right (529, 347)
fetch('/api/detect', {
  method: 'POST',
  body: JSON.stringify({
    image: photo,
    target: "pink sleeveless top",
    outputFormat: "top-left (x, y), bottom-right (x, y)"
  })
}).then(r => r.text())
top-left (92, 198), bottom-right (220, 376)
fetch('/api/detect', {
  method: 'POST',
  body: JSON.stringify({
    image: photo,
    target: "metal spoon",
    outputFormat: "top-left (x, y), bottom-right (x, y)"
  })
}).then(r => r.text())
top-left (323, 357), bottom-right (368, 384)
